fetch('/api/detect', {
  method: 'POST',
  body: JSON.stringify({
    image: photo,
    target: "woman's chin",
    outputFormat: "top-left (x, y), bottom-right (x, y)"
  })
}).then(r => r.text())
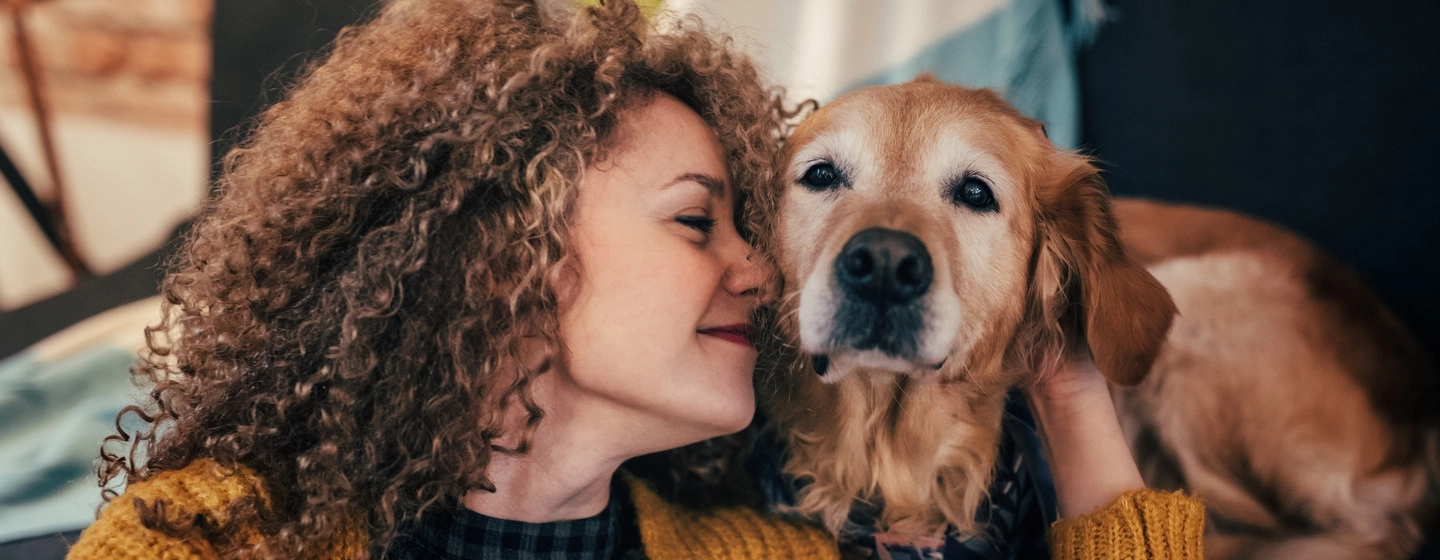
top-left (690, 386), bottom-right (756, 437)
top-left (713, 401), bottom-right (757, 435)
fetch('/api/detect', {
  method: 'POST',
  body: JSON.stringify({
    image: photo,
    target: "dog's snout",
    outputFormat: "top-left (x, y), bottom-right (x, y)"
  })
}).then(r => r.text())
top-left (835, 228), bottom-right (932, 304)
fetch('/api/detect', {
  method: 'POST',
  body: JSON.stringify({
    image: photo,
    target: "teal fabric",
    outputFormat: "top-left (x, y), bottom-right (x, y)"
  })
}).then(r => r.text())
top-left (0, 346), bottom-right (140, 543)
top-left (847, 0), bottom-right (1093, 149)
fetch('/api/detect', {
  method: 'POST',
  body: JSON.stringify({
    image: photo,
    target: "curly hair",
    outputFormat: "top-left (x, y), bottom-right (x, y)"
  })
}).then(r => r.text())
top-left (98, 0), bottom-right (796, 556)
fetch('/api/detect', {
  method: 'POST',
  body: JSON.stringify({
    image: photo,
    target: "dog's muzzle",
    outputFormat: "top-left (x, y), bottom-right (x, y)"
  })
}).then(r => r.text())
top-left (823, 227), bottom-right (933, 360)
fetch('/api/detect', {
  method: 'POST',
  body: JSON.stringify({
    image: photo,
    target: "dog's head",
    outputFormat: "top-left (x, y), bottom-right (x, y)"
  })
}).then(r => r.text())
top-left (776, 77), bottom-right (1174, 388)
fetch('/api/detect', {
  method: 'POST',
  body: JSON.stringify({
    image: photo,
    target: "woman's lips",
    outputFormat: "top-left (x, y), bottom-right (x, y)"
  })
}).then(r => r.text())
top-left (698, 324), bottom-right (754, 347)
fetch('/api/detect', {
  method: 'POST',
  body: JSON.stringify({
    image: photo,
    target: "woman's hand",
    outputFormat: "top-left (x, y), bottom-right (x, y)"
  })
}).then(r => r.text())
top-left (1024, 355), bottom-right (1146, 519)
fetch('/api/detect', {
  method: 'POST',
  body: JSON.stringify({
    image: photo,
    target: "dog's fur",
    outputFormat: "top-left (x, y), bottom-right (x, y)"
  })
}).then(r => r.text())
top-left (758, 77), bottom-right (1176, 538)
top-left (1109, 200), bottom-right (1440, 559)
top-left (761, 76), bottom-right (1440, 558)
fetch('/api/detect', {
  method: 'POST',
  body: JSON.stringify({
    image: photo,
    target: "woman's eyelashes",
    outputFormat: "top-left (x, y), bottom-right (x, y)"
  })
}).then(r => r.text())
top-left (676, 214), bottom-right (717, 235)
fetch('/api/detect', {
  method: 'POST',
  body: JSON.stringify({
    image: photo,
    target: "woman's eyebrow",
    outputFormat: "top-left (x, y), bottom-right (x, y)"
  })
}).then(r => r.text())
top-left (662, 172), bottom-right (727, 199)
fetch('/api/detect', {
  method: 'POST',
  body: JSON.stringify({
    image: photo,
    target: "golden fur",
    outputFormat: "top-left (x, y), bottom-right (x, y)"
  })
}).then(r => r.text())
top-left (1110, 199), bottom-right (1440, 559)
top-left (754, 77), bottom-right (1175, 537)
top-left (757, 76), bottom-right (1440, 555)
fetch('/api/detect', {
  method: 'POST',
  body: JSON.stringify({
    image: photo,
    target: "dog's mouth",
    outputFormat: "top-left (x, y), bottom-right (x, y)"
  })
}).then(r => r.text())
top-left (809, 352), bottom-right (945, 379)
top-left (830, 296), bottom-right (925, 353)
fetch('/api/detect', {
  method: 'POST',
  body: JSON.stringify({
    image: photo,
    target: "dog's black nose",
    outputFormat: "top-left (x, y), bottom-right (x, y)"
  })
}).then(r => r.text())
top-left (835, 227), bottom-right (932, 304)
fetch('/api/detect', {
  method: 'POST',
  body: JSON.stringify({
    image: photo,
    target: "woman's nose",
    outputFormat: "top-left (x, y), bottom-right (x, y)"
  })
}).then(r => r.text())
top-left (725, 241), bottom-right (776, 305)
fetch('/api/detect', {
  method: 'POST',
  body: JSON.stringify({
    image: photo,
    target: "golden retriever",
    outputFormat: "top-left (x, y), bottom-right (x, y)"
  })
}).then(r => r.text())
top-left (1110, 200), bottom-right (1439, 559)
top-left (760, 76), bottom-right (1440, 558)
top-left (758, 76), bottom-right (1176, 539)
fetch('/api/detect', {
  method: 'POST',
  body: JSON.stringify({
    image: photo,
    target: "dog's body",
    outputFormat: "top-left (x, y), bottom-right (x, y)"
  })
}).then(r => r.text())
top-left (760, 77), bottom-right (1440, 558)
top-left (758, 78), bottom-right (1176, 539)
top-left (1110, 199), bottom-right (1440, 559)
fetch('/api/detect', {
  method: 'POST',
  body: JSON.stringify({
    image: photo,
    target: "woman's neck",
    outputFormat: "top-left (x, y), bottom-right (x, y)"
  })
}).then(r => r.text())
top-left (461, 374), bottom-right (636, 522)
top-left (462, 438), bottom-right (624, 522)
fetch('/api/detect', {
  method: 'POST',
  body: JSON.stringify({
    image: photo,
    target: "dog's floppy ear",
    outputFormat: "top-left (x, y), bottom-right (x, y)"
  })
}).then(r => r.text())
top-left (1030, 153), bottom-right (1176, 386)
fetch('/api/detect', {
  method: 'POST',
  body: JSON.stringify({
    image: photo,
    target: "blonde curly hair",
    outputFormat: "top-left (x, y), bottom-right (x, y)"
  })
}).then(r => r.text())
top-left (99, 0), bottom-right (796, 556)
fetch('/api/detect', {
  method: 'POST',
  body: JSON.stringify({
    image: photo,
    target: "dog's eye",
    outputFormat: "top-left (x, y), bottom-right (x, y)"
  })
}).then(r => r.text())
top-left (799, 162), bottom-right (844, 191)
top-left (951, 177), bottom-right (998, 212)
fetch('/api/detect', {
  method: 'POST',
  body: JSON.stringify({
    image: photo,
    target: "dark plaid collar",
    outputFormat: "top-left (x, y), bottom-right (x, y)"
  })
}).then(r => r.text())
top-left (385, 476), bottom-right (638, 560)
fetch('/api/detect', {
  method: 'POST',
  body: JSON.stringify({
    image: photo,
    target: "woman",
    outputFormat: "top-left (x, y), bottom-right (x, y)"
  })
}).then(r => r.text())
top-left (71, 0), bottom-right (829, 557)
top-left (69, 0), bottom-right (1200, 558)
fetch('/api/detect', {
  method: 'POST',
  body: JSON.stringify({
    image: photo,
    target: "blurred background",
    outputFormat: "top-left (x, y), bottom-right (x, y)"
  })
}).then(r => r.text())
top-left (1, 0), bottom-right (1436, 557)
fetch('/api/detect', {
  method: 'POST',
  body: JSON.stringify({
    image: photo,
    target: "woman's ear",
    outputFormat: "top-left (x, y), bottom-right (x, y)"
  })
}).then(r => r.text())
top-left (1032, 153), bottom-right (1176, 386)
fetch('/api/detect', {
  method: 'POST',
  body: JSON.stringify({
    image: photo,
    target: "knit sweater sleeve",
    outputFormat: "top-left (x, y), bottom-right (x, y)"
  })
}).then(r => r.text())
top-left (67, 459), bottom-right (369, 560)
top-left (623, 473), bottom-right (839, 560)
top-left (1048, 488), bottom-right (1205, 560)
top-left (67, 459), bottom-right (265, 559)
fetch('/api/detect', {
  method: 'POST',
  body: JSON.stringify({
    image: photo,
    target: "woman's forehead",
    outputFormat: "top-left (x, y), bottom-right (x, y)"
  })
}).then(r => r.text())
top-left (612, 97), bottom-right (731, 187)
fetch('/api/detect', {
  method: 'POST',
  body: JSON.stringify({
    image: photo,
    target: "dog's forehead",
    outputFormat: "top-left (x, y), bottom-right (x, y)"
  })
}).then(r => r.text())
top-left (788, 84), bottom-right (1027, 173)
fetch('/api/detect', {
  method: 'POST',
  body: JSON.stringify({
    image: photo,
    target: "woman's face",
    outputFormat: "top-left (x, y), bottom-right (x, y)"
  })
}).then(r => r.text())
top-left (556, 94), bottom-right (770, 449)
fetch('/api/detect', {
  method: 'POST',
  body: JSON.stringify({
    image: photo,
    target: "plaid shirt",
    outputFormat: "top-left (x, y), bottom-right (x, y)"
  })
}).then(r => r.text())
top-left (385, 477), bottom-right (643, 560)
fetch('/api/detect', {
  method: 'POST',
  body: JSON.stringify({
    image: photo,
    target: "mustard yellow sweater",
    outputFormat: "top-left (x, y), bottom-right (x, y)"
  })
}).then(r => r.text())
top-left (68, 460), bottom-right (1203, 559)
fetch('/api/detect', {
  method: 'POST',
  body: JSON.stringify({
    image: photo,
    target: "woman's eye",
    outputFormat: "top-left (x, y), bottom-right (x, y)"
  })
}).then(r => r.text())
top-left (676, 215), bottom-right (717, 235)
top-left (798, 162), bottom-right (844, 191)
top-left (951, 177), bottom-right (998, 212)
